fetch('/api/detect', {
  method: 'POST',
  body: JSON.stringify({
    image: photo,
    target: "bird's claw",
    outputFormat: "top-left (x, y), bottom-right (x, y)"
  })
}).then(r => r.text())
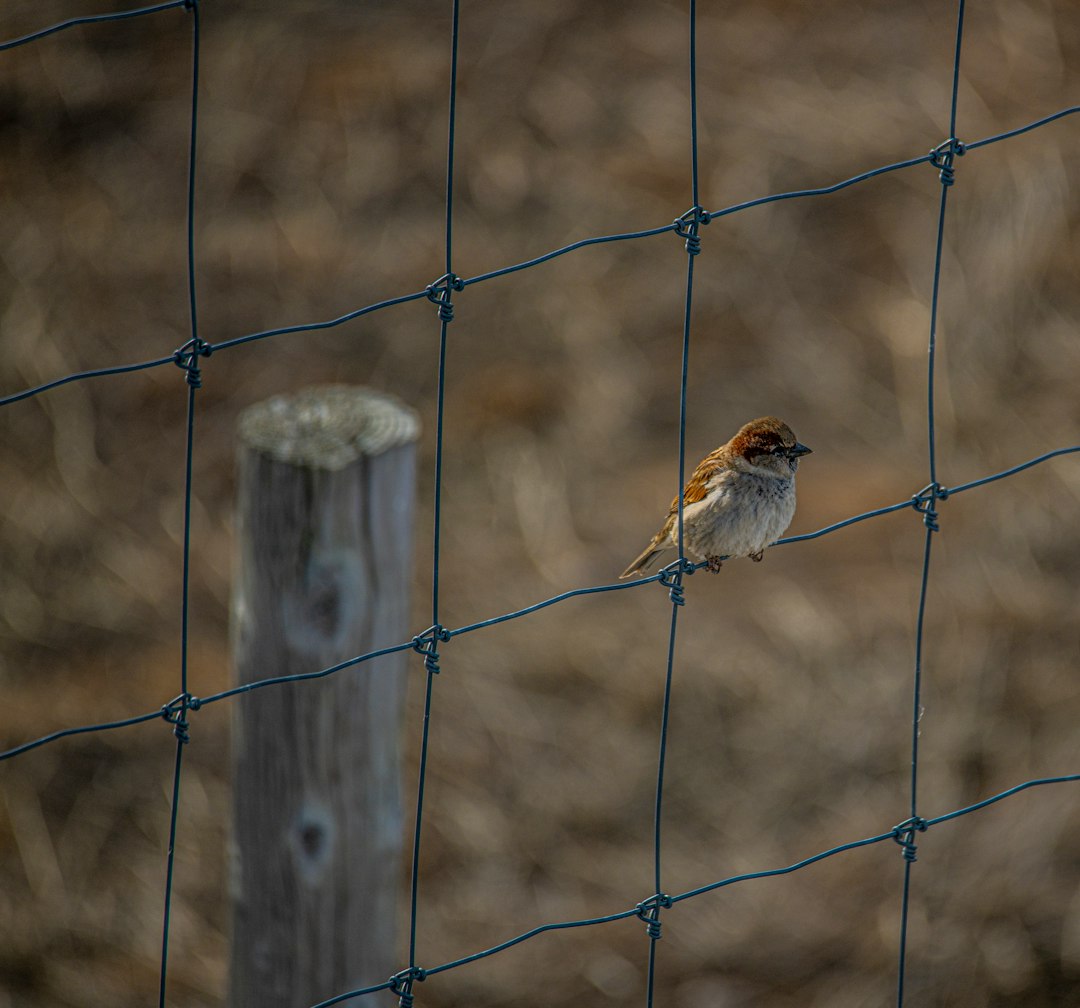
top-left (705, 555), bottom-right (723, 572)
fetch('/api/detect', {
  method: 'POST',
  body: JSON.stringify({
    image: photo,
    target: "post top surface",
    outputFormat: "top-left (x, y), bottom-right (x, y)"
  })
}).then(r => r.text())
top-left (239, 385), bottom-right (420, 469)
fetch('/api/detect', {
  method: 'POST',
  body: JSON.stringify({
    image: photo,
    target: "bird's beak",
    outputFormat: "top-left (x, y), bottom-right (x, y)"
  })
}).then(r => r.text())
top-left (789, 442), bottom-right (812, 458)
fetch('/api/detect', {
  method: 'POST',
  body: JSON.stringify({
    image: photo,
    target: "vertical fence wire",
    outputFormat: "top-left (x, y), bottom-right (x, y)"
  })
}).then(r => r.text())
top-left (644, 2), bottom-right (704, 1004)
top-left (400, 3), bottom-right (462, 1006)
top-left (156, 4), bottom-right (202, 1006)
top-left (895, 2), bottom-right (968, 1004)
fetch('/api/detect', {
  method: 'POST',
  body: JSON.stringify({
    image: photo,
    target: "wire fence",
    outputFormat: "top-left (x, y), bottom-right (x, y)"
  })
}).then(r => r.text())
top-left (2, 1), bottom-right (1079, 1006)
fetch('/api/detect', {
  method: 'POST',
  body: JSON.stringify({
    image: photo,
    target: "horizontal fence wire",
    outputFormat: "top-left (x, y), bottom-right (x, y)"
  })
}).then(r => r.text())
top-left (2, 106), bottom-right (1080, 411)
top-left (2, 441), bottom-right (1078, 765)
top-left (2, 2), bottom-right (1079, 1008)
top-left (303, 768), bottom-right (1080, 1007)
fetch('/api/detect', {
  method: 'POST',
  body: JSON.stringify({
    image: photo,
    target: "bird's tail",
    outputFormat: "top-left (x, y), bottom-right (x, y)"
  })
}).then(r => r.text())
top-left (619, 544), bottom-right (668, 579)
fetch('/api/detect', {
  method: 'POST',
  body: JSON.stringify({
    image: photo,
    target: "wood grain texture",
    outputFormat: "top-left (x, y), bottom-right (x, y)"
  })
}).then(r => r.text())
top-left (230, 386), bottom-right (419, 1007)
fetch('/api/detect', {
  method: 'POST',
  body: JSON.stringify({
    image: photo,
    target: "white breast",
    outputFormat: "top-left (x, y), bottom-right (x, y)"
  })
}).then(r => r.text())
top-left (679, 471), bottom-right (796, 560)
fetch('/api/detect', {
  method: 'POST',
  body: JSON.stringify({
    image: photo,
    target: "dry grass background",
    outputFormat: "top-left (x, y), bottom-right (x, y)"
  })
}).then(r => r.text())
top-left (2, 0), bottom-right (1080, 1005)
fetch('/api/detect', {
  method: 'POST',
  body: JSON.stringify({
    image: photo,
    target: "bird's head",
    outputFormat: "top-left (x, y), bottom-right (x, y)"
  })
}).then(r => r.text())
top-left (731, 416), bottom-right (812, 476)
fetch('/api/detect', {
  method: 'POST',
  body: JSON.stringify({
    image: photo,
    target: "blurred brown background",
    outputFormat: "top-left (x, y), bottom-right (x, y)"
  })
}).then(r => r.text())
top-left (2, 1), bottom-right (1080, 1005)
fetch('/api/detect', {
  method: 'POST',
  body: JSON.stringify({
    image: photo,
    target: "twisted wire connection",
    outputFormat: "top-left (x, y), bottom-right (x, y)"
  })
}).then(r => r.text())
top-left (412, 625), bottom-right (452, 676)
top-left (172, 336), bottom-right (212, 389)
top-left (928, 137), bottom-right (966, 186)
top-left (388, 966), bottom-right (427, 1008)
top-left (657, 557), bottom-right (696, 606)
top-left (911, 481), bottom-right (948, 532)
top-left (425, 273), bottom-right (464, 323)
top-left (891, 817), bottom-right (930, 864)
top-left (673, 205), bottom-right (711, 256)
top-left (636, 893), bottom-right (673, 941)
top-left (160, 693), bottom-right (201, 744)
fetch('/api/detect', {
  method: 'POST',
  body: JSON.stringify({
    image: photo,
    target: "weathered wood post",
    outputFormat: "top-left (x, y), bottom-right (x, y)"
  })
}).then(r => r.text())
top-left (230, 385), bottom-right (419, 1007)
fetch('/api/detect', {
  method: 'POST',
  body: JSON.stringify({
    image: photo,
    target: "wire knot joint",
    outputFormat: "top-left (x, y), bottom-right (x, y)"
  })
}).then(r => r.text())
top-left (658, 557), bottom-right (695, 606)
top-left (636, 892), bottom-right (673, 940)
top-left (389, 966), bottom-right (427, 1008)
top-left (173, 337), bottom-right (212, 388)
top-left (413, 625), bottom-right (452, 675)
top-left (929, 137), bottom-right (966, 186)
top-left (892, 816), bottom-right (929, 862)
top-left (673, 205), bottom-right (710, 255)
top-left (911, 482), bottom-right (949, 531)
top-left (426, 273), bottom-right (465, 323)
top-left (161, 692), bottom-right (200, 743)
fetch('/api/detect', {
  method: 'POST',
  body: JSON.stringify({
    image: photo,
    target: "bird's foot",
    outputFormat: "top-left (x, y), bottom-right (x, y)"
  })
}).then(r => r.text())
top-left (705, 555), bottom-right (723, 573)
top-left (749, 550), bottom-right (764, 563)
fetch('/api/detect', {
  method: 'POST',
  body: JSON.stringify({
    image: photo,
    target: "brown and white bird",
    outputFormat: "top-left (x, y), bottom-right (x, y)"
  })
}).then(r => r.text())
top-left (620, 416), bottom-right (811, 578)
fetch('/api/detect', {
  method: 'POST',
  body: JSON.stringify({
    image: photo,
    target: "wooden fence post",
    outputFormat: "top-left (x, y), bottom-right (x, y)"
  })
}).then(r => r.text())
top-left (230, 385), bottom-right (419, 1007)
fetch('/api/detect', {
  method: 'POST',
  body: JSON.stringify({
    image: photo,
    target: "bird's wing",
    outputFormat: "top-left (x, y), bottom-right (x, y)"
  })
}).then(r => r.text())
top-left (664, 450), bottom-right (723, 518)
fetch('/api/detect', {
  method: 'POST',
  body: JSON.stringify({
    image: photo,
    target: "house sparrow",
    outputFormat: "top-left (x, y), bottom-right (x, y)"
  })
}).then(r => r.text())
top-left (620, 416), bottom-right (811, 578)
